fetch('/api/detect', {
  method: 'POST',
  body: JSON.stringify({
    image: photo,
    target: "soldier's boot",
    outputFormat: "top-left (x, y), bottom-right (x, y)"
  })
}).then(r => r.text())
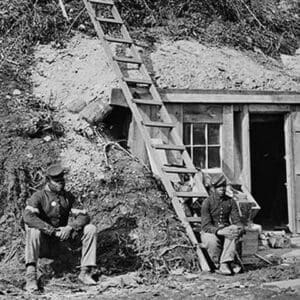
top-left (25, 265), bottom-right (39, 292)
top-left (78, 267), bottom-right (97, 285)
top-left (216, 262), bottom-right (232, 275)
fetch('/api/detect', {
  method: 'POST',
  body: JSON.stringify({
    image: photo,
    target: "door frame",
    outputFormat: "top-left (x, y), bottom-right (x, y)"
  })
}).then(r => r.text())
top-left (247, 108), bottom-right (293, 231)
top-left (285, 113), bottom-right (297, 233)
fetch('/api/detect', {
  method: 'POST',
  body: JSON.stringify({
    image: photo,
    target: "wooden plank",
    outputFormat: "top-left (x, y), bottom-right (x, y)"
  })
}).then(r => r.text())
top-left (162, 166), bottom-right (197, 174)
top-left (249, 104), bottom-right (290, 112)
top-left (96, 16), bottom-right (123, 24)
top-left (291, 112), bottom-right (300, 233)
top-left (222, 105), bottom-right (234, 181)
top-left (142, 121), bottom-right (175, 128)
top-left (152, 144), bottom-right (185, 151)
top-left (183, 104), bottom-right (223, 123)
top-left (161, 90), bottom-right (300, 104)
top-left (186, 217), bottom-right (202, 222)
top-left (89, 0), bottom-right (114, 4)
top-left (240, 106), bottom-right (251, 190)
top-left (262, 279), bottom-right (300, 289)
top-left (113, 56), bottom-right (142, 64)
top-left (176, 191), bottom-right (204, 198)
top-left (285, 113), bottom-right (296, 233)
top-left (133, 99), bottom-right (162, 106)
top-left (123, 77), bottom-right (152, 85)
top-left (105, 36), bottom-right (133, 44)
top-left (110, 88), bottom-right (300, 106)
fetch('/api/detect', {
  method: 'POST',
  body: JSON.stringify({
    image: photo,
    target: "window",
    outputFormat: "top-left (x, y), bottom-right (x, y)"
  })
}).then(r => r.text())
top-left (183, 123), bottom-right (222, 170)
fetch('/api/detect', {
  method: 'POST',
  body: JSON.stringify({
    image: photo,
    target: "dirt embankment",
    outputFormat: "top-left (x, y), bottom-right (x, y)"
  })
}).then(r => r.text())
top-left (151, 40), bottom-right (300, 91)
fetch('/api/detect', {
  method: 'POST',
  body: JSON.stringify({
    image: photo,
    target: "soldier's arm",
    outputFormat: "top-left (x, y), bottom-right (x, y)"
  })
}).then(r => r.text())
top-left (230, 199), bottom-right (244, 227)
top-left (201, 198), bottom-right (219, 234)
top-left (23, 192), bottom-right (56, 236)
top-left (67, 194), bottom-right (90, 231)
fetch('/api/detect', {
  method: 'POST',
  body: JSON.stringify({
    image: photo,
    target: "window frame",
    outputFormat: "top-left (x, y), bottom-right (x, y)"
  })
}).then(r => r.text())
top-left (183, 122), bottom-right (222, 172)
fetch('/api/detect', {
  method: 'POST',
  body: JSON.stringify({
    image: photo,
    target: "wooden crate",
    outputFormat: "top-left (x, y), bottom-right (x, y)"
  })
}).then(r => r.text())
top-left (241, 229), bottom-right (259, 256)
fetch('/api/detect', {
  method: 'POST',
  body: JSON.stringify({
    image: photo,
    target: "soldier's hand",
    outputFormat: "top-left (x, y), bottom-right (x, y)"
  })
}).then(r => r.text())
top-left (217, 226), bottom-right (239, 240)
top-left (55, 225), bottom-right (73, 241)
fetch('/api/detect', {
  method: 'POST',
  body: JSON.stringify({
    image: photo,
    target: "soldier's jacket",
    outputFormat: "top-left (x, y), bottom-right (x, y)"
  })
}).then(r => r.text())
top-left (23, 187), bottom-right (90, 236)
top-left (201, 192), bottom-right (242, 234)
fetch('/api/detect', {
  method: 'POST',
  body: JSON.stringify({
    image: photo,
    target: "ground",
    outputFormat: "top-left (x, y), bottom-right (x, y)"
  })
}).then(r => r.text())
top-left (0, 16), bottom-right (300, 300)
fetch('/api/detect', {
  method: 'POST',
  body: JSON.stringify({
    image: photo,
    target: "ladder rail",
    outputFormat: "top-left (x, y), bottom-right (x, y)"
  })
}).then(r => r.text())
top-left (83, 0), bottom-right (210, 271)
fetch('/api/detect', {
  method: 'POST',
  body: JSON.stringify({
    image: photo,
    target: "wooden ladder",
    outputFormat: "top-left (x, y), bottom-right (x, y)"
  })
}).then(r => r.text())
top-left (83, 0), bottom-right (210, 271)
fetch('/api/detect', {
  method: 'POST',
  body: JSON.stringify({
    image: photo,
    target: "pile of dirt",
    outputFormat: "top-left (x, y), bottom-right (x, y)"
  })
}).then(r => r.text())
top-left (151, 40), bottom-right (300, 91)
top-left (30, 34), bottom-right (200, 277)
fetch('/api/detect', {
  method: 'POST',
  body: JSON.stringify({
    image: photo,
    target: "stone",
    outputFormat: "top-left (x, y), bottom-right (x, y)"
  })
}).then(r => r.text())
top-left (66, 97), bottom-right (87, 113)
top-left (80, 100), bottom-right (113, 125)
top-left (43, 136), bottom-right (52, 142)
top-left (12, 89), bottom-right (21, 96)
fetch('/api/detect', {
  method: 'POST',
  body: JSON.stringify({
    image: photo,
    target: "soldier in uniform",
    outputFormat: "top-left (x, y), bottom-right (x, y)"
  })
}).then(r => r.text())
top-left (23, 164), bottom-right (97, 292)
top-left (201, 173), bottom-right (243, 275)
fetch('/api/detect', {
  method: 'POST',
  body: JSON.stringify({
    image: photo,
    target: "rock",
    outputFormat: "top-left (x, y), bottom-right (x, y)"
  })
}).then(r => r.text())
top-left (66, 97), bottom-right (87, 113)
top-left (170, 267), bottom-right (185, 275)
top-left (78, 24), bottom-right (86, 31)
top-left (43, 136), bottom-right (52, 142)
top-left (80, 101), bottom-right (113, 125)
top-left (12, 89), bottom-right (21, 96)
top-left (45, 54), bottom-right (57, 64)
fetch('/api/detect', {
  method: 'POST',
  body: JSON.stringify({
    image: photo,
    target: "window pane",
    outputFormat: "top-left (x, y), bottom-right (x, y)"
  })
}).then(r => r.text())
top-left (208, 146), bottom-right (221, 168)
top-left (186, 146), bottom-right (192, 158)
top-left (208, 124), bottom-right (220, 145)
top-left (194, 147), bottom-right (206, 169)
top-left (193, 124), bottom-right (206, 145)
top-left (183, 123), bottom-right (191, 145)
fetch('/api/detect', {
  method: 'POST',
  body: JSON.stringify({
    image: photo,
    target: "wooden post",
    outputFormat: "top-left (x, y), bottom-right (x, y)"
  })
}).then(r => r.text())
top-left (240, 105), bottom-right (251, 191)
top-left (284, 113), bottom-right (296, 233)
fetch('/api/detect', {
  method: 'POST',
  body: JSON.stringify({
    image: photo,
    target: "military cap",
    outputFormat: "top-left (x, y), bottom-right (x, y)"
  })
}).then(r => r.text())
top-left (46, 163), bottom-right (65, 177)
top-left (211, 173), bottom-right (227, 187)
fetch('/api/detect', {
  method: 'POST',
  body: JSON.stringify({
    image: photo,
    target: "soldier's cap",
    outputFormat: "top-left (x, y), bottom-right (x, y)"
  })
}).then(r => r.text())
top-left (46, 164), bottom-right (65, 178)
top-left (211, 173), bottom-right (227, 188)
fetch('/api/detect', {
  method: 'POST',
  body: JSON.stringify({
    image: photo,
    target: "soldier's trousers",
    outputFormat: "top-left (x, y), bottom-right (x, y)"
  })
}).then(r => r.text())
top-left (25, 224), bottom-right (97, 268)
top-left (201, 232), bottom-right (237, 264)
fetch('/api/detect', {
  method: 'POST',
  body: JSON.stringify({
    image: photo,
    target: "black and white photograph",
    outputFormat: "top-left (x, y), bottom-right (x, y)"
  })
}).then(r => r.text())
top-left (0, 0), bottom-right (299, 299)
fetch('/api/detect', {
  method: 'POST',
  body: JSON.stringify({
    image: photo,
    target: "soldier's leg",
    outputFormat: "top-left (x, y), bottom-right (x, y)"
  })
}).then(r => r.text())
top-left (78, 224), bottom-right (97, 285)
top-left (25, 225), bottom-right (42, 266)
top-left (81, 224), bottom-right (97, 267)
top-left (201, 232), bottom-right (222, 265)
top-left (25, 225), bottom-right (43, 292)
top-left (220, 237), bottom-right (237, 264)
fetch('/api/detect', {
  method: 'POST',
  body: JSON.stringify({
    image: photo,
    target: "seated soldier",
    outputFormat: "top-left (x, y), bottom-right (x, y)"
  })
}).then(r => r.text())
top-left (23, 163), bottom-right (97, 292)
top-left (201, 173), bottom-right (243, 275)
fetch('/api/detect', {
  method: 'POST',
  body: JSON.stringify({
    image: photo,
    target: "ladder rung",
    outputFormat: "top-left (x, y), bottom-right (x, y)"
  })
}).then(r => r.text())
top-left (113, 56), bottom-right (142, 64)
top-left (96, 17), bottom-right (123, 24)
top-left (89, 0), bottom-right (114, 5)
top-left (133, 99), bottom-right (162, 106)
top-left (176, 192), bottom-right (203, 198)
top-left (153, 144), bottom-right (185, 151)
top-left (142, 121), bottom-right (175, 128)
top-left (124, 77), bottom-right (152, 85)
top-left (105, 36), bottom-right (133, 44)
top-left (162, 166), bottom-right (197, 174)
top-left (186, 217), bottom-right (202, 223)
